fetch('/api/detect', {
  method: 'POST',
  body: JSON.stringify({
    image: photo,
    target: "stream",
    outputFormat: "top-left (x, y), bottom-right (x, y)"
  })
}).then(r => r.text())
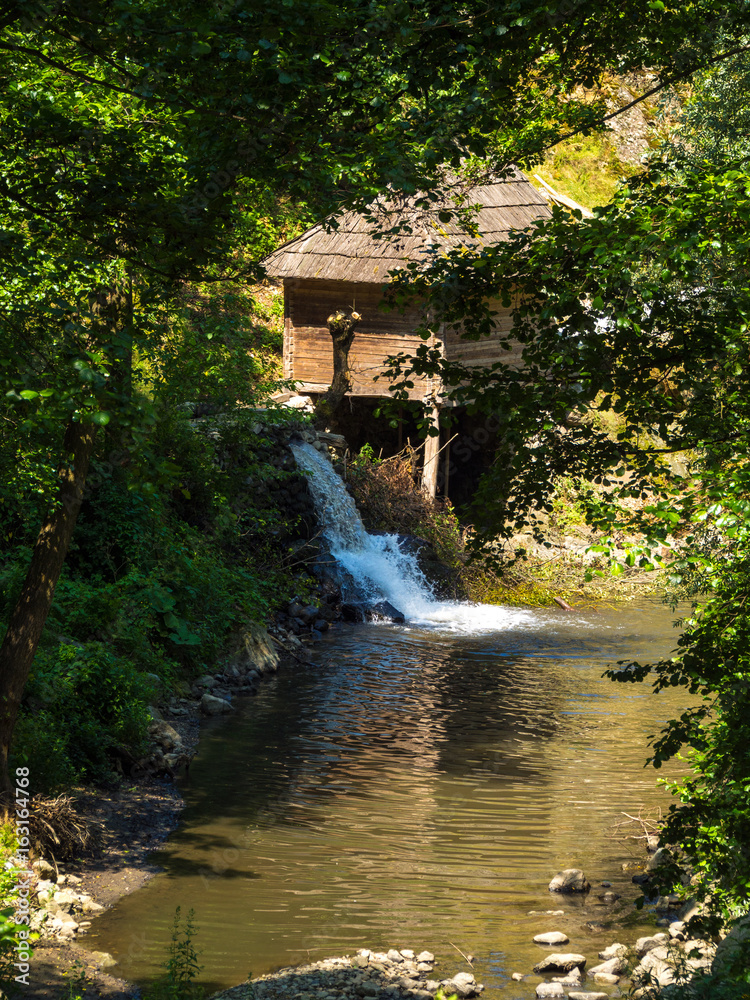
top-left (89, 599), bottom-right (687, 996)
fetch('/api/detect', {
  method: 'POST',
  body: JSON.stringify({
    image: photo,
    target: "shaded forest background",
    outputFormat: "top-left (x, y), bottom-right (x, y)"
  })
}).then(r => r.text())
top-left (3, 1), bottom-right (750, 988)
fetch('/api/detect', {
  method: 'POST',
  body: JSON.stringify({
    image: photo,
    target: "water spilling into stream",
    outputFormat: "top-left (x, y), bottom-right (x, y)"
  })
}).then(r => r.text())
top-left (89, 448), bottom-right (689, 997)
top-left (289, 441), bottom-right (534, 631)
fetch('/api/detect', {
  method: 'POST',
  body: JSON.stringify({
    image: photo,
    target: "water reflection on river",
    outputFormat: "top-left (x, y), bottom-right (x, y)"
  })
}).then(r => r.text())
top-left (89, 599), bottom-right (688, 996)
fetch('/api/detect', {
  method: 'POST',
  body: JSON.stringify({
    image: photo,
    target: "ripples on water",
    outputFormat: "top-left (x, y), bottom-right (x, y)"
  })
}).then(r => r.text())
top-left (90, 600), bottom-right (687, 997)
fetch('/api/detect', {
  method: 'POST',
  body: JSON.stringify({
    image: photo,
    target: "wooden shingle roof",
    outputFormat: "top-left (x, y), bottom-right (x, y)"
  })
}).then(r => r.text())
top-left (262, 170), bottom-right (552, 283)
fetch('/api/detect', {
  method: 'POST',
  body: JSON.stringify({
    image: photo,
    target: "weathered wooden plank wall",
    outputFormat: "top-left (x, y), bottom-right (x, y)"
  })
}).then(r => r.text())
top-left (284, 280), bottom-right (524, 400)
top-left (285, 278), bottom-right (433, 398)
top-left (443, 297), bottom-right (524, 369)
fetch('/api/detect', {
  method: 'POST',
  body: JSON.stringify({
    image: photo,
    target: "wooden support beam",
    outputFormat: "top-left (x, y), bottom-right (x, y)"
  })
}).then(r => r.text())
top-left (422, 404), bottom-right (441, 499)
top-left (444, 433), bottom-right (451, 498)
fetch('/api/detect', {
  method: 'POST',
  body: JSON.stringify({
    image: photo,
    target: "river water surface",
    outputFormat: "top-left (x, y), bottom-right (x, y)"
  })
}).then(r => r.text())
top-left (90, 599), bottom-right (688, 997)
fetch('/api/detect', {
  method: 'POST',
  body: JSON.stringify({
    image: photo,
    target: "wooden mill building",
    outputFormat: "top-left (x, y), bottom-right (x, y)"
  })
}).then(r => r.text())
top-left (262, 171), bottom-right (553, 496)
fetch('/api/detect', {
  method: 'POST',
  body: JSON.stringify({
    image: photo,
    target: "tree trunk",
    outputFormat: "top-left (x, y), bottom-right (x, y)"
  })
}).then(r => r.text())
top-left (314, 309), bottom-right (360, 432)
top-left (0, 419), bottom-right (97, 795)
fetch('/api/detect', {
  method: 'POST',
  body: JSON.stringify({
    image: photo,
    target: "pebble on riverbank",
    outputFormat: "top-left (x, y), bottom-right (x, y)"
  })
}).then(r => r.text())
top-left (209, 949), bottom-right (484, 1000)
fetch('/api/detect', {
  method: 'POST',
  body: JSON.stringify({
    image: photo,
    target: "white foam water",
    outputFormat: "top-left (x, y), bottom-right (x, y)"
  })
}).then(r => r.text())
top-left (290, 441), bottom-right (535, 632)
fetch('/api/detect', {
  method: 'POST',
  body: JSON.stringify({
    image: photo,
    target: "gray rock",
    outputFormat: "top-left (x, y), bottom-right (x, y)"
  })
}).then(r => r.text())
top-left (51, 888), bottom-right (79, 913)
top-left (655, 893), bottom-right (681, 908)
top-left (88, 951), bottom-right (117, 968)
top-left (678, 898), bottom-right (701, 921)
top-left (552, 969), bottom-right (581, 985)
top-left (548, 868), bottom-right (591, 893)
top-left (200, 693), bottom-right (233, 716)
top-left (226, 625), bottom-right (280, 675)
top-left (635, 933), bottom-right (668, 957)
top-left (535, 984), bottom-right (565, 998)
top-left (451, 974), bottom-right (476, 989)
top-left (533, 953), bottom-right (587, 974)
top-left (588, 956), bottom-right (628, 977)
top-left (591, 973), bottom-right (619, 984)
top-left (387, 949), bottom-right (404, 963)
top-left (511, 973), bottom-right (525, 982)
top-left (631, 946), bottom-right (675, 988)
top-left (33, 859), bottom-right (56, 879)
top-left (78, 895), bottom-right (104, 914)
top-left (443, 973), bottom-right (480, 998)
top-left (648, 847), bottom-right (671, 870)
top-left (712, 917), bottom-right (750, 976)
top-left (50, 911), bottom-right (78, 938)
top-left (681, 938), bottom-right (715, 972)
top-left (56, 874), bottom-right (81, 887)
top-left (598, 943), bottom-right (627, 960)
top-left (534, 932), bottom-right (570, 945)
top-left (569, 993), bottom-right (609, 1000)
top-left (148, 719), bottom-right (182, 752)
top-left (368, 601), bottom-right (405, 623)
top-left (400, 950), bottom-right (416, 960)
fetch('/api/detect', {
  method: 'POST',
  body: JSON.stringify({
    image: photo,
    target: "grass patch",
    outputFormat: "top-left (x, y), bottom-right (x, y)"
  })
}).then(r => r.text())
top-left (534, 131), bottom-right (639, 210)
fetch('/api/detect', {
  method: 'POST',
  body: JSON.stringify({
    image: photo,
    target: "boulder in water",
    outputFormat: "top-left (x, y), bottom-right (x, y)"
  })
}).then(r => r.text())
top-left (342, 600), bottom-right (406, 623)
top-left (200, 693), bottom-right (233, 716)
top-left (549, 868), bottom-right (591, 893)
top-left (535, 984), bottom-right (565, 998)
top-left (534, 932), bottom-right (570, 945)
top-left (368, 601), bottom-right (405, 623)
top-left (533, 954), bottom-right (587, 974)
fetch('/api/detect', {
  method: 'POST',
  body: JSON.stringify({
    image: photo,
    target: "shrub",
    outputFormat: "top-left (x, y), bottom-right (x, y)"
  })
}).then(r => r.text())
top-left (13, 643), bottom-right (151, 789)
top-left (347, 448), bottom-right (464, 566)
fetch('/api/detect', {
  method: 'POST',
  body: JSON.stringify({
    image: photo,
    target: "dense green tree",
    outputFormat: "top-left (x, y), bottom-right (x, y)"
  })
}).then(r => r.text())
top-left (381, 41), bottom-right (750, 948)
top-left (2, 0), bottom-right (750, 796)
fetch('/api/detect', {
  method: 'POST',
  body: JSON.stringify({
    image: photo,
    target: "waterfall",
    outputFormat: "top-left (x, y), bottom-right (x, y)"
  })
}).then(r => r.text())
top-left (290, 441), bottom-right (535, 632)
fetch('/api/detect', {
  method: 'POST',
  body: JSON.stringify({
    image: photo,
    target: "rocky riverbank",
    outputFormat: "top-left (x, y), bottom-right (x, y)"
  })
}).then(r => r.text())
top-left (212, 949), bottom-right (483, 1000)
top-left (508, 868), bottom-right (718, 999)
top-left (20, 621), bottom-right (319, 999)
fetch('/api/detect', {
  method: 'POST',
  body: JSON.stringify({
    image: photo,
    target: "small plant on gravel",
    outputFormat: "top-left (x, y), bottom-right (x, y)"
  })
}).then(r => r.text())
top-left (146, 907), bottom-right (204, 1000)
top-left (63, 958), bottom-right (88, 1000)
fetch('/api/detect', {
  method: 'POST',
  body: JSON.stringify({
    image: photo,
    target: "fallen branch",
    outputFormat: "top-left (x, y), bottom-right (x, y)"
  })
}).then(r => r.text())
top-left (448, 942), bottom-right (474, 967)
